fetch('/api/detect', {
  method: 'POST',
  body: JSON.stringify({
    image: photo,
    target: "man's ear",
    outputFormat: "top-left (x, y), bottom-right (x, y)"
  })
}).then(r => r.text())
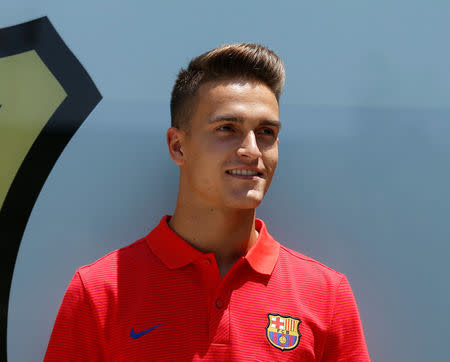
top-left (166, 127), bottom-right (185, 166)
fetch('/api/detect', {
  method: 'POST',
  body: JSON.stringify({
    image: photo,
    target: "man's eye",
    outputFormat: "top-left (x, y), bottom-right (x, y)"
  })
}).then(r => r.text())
top-left (217, 125), bottom-right (234, 132)
top-left (259, 128), bottom-right (275, 136)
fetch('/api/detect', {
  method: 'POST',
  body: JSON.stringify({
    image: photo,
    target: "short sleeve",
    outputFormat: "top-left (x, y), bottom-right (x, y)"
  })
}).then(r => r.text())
top-left (44, 271), bottom-right (104, 361)
top-left (321, 275), bottom-right (370, 362)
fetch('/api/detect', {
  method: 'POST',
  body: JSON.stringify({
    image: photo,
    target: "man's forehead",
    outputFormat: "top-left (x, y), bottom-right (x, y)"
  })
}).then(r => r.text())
top-left (196, 80), bottom-right (278, 109)
top-left (187, 78), bottom-right (280, 128)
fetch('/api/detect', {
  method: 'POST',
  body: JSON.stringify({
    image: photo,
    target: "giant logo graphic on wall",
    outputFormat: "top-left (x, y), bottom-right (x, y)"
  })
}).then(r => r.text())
top-left (0, 17), bottom-right (102, 359)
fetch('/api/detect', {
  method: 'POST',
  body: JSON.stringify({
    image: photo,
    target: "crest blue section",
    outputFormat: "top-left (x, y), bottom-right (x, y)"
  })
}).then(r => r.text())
top-left (268, 331), bottom-right (297, 348)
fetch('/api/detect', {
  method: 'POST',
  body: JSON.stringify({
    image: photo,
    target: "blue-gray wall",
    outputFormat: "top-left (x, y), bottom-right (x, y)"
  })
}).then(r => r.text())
top-left (3, 1), bottom-right (450, 361)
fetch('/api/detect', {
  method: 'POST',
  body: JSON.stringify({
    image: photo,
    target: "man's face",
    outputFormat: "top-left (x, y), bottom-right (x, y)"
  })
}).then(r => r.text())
top-left (178, 78), bottom-right (280, 210)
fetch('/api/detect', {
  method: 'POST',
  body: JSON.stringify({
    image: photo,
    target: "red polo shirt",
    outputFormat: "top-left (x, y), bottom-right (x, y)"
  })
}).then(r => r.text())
top-left (45, 216), bottom-right (370, 361)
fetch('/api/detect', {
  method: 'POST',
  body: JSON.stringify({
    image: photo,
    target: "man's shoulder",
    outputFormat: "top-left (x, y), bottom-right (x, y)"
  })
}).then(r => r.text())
top-left (277, 244), bottom-right (344, 284)
top-left (76, 237), bottom-right (151, 282)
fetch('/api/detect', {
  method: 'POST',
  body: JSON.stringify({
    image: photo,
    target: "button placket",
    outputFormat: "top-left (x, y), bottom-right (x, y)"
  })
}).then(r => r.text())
top-left (197, 255), bottom-right (220, 295)
top-left (209, 285), bottom-right (231, 344)
top-left (215, 297), bottom-right (224, 309)
top-left (208, 257), bottom-right (247, 344)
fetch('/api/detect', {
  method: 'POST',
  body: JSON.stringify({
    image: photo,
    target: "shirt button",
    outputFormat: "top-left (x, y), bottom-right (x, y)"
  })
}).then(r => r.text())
top-left (216, 298), bottom-right (224, 309)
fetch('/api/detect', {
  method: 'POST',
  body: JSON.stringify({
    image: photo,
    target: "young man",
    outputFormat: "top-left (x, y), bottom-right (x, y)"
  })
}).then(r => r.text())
top-left (45, 44), bottom-right (370, 361)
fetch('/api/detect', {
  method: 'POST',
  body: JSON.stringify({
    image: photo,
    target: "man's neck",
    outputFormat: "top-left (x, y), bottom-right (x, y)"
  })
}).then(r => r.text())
top-left (168, 204), bottom-right (259, 277)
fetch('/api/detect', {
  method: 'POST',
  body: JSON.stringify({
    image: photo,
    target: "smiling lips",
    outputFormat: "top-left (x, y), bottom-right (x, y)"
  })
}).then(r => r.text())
top-left (226, 169), bottom-right (263, 178)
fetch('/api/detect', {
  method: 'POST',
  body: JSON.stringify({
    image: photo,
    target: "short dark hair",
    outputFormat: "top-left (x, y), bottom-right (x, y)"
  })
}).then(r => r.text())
top-left (170, 43), bottom-right (285, 130)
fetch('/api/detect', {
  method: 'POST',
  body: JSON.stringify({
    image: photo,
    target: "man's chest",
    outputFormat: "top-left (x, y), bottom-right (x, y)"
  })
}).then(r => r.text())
top-left (102, 277), bottom-right (329, 361)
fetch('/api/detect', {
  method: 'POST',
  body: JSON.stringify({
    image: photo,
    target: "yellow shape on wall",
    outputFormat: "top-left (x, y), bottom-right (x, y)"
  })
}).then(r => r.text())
top-left (0, 49), bottom-right (67, 211)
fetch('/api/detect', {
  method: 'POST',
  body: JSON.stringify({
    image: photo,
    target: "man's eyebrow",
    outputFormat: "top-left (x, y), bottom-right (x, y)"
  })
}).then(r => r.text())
top-left (209, 115), bottom-right (282, 129)
top-left (209, 115), bottom-right (243, 123)
top-left (260, 120), bottom-right (282, 129)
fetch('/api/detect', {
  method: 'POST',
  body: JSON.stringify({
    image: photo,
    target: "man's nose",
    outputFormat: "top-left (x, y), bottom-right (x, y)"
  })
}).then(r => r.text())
top-left (236, 131), bottom-right (262, 159)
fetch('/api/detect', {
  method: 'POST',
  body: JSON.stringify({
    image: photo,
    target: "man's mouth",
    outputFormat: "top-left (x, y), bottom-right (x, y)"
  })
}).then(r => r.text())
top-left (226, 169), bottom-right (263, 177)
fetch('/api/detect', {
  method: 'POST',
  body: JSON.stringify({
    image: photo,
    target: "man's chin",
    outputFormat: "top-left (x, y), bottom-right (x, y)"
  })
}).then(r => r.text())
top-left (225, 192), bottom-right (264, 209)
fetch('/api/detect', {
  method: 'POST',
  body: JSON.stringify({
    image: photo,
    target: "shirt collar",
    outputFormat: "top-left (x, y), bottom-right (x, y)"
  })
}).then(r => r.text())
top-left (146, 215), bottom-right (280, 276)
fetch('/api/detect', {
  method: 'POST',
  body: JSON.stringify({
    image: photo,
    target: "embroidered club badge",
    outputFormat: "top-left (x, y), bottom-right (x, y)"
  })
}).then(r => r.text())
top-left (266, 313), bottom-right (301, 351)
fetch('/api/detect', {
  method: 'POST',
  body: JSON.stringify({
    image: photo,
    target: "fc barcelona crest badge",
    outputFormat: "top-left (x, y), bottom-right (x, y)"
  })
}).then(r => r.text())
top-left (266, 313), bottom-right (301, 351)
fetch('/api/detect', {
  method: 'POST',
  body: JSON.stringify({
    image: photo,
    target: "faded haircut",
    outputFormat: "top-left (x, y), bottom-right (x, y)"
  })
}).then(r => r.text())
top-left (170, 43), bottom-right (285, 130)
